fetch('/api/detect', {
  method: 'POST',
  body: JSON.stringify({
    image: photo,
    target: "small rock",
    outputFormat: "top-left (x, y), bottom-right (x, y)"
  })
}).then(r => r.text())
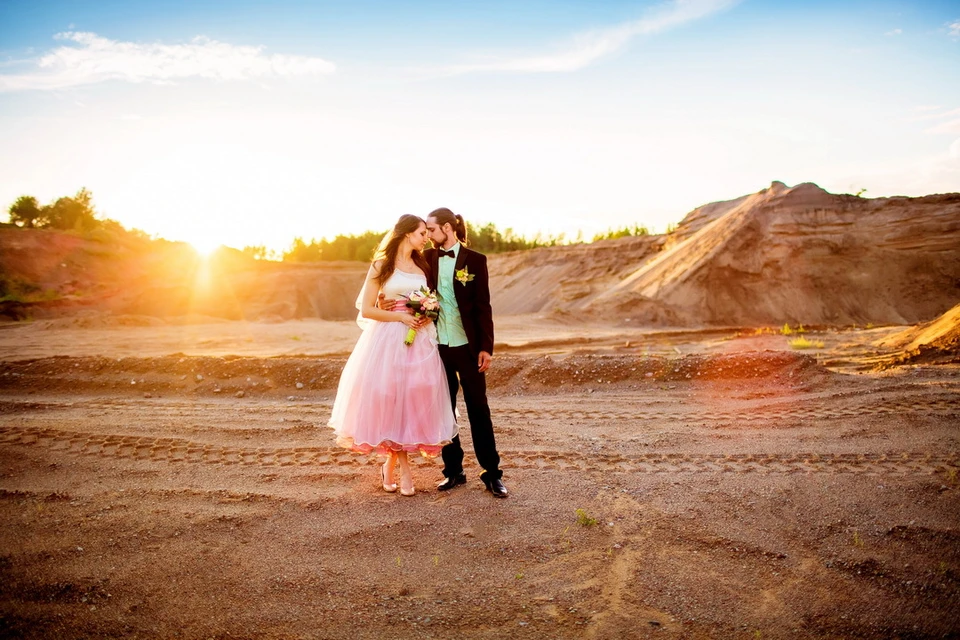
top-left (235, 390), bottom-right (245, 398)
top-left (196, 374), bottom-right (204, 381)
top-left (296, 382), bottom-right (304, 389)
top-left (143, 393), bottom-right (152, 399)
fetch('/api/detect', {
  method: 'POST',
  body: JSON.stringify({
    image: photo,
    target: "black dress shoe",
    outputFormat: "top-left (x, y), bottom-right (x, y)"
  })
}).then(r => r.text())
top-left (437, 472), bottom-right (467, 491)
top-left (483, 477), bottom-right (508, 498)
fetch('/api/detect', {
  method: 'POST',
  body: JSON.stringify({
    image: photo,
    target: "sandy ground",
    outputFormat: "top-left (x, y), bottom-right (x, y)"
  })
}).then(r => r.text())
top-left (1, 317), bottom-right (958, 639)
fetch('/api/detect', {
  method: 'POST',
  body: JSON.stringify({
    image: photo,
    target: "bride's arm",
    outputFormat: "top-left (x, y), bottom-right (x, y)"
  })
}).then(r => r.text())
top-left (360, 263), bottom-right (417, 327)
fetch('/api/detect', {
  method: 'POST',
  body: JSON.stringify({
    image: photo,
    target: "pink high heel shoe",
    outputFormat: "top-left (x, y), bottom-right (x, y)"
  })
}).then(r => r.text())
top-left (380, 463), bottom-right (397, 493)
top-left (399, 470), bottom-right (416, 497)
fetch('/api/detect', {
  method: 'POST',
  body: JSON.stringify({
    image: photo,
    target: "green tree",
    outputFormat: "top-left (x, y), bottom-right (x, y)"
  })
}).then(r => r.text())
top-left (282, 237), bottom-right (323, 262)
top-left (592, 224), bottom-right (650, 242)
top-left (8, 195), bottom-right (43, 228)
top-left (280, 230), bottom-right (385, 263)
top-left (242, 245), bottom-right (269, 260)
top-left (44, 187), bottom-right (98, 231)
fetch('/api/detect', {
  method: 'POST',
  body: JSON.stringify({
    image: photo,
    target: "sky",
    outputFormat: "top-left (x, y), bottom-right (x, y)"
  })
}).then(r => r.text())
top-left (1, 0), bottom-right (958, 253)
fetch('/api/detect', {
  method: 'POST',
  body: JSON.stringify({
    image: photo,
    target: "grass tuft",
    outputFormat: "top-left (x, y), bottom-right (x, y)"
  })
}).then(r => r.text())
top-left (789, 336), bottom-right (824, 349)
top-left (575, 508), bottom-right (598, 527)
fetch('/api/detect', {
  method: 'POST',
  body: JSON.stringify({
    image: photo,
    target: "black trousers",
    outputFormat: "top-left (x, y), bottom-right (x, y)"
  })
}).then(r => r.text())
top-left (438, 344), bottom-right (502, 481)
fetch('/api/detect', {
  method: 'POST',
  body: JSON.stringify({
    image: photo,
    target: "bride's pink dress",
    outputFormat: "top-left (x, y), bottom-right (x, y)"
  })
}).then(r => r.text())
top-left (328, 269), bottom-right (457, 457)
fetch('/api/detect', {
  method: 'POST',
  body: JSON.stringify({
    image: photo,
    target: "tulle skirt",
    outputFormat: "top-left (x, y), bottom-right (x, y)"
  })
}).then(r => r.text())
top-left (328, 321), bottom-right (457, 457)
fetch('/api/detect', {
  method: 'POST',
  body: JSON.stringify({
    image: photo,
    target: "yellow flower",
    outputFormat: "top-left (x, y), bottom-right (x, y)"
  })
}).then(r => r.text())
top-left (455, 266), bottom-right (475, 285)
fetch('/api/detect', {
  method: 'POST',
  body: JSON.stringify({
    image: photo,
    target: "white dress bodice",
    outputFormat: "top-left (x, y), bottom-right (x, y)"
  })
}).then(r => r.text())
top-left (381, 269), bottom-right (427, 298)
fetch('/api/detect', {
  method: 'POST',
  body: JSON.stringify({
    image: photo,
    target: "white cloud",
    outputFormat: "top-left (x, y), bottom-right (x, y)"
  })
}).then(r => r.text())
top-left (917, 105), bottom-right (960, 134)
top-left (907, 106), bottom-right (960, 122)
top-left (884, 28), bottom-right (902, 36)
top-left (446, 0), bottom-right (739, 74)
top-left (0, 31), bottom-right (335, 91)
top-left (949, 20), bottom-right (960, 37)
top-left (950, 138), bottom-right (960, 159)
top-left (925, 118), bottom-right (960, 135)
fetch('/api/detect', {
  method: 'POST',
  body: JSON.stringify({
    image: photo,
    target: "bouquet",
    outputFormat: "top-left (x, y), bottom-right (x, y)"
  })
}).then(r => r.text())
top-left (403, 287), bottom-right (440, 346)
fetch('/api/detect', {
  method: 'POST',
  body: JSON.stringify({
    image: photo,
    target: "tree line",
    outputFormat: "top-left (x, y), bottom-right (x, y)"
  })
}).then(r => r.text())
top-left (263, 222), bottom-right (659, 263)
top-left (7, 189), bottom-right (101, 231)
top-left (6, 190), bottom-right (665, 263)
top-left (269, 223), bottom-right (575, 263)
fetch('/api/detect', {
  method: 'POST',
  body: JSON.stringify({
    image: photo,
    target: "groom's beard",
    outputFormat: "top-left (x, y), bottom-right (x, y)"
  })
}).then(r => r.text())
top-left (431, 231), bottom-right (451, 249)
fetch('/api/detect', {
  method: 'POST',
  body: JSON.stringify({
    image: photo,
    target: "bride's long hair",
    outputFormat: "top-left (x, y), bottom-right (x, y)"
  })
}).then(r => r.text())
top-left (373, 214), bottom-right (429, 287)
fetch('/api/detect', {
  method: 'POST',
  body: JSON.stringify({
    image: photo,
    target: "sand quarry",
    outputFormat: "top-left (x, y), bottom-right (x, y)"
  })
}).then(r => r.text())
top-left (1, 182), bottom-right (959, 639)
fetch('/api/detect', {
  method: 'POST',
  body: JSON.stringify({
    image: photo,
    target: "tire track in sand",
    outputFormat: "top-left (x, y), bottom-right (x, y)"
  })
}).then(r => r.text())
top-left (1, 426), bottom-right (956, 476)
top-left (495, 395), bottom-right (960, 424)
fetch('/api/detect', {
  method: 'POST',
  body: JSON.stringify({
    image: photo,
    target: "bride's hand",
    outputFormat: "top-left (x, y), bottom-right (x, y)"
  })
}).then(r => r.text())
top-left (398, 313), bottom-right (419, 328)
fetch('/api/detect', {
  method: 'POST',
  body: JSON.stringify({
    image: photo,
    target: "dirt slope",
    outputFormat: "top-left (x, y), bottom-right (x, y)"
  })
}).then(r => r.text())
top-left (491, 182), bottom-right (960, 326)
top-left (877, 302), bottom-right (960, 367)
top-left (0, 228), bottom-right (367, 322)
top-left (487, 235), bottom-right (664, 315)
top-left (598, 182), bottom-right (960, 326)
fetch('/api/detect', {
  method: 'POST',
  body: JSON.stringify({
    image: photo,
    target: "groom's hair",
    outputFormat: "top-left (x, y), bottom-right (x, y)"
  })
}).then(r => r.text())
top-left (428, 208), bottom-right (468, 245)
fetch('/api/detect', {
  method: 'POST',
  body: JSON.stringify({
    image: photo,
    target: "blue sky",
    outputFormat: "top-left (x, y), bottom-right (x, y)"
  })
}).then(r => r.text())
top-left (1, 0), bottom-right (958, 252)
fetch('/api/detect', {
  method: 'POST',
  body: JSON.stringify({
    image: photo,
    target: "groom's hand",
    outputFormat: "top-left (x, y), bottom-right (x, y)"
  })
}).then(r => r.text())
top-left (377, 293), bottom-right (399, 311)
top-left (478, 351), bottom-right (492, 373)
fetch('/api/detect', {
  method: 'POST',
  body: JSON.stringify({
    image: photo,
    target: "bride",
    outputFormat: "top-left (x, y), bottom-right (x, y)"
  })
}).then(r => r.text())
top-left (327, 214), bottom-right (457, 496)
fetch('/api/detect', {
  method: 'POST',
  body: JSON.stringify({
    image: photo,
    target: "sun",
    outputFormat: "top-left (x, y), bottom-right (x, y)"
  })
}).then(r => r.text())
top-left (187, 237), bottom-right (223, 257)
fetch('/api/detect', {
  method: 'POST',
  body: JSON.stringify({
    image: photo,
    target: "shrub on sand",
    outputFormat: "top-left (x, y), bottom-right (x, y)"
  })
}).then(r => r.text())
top-left (789, 336), bottom-right (824, 349)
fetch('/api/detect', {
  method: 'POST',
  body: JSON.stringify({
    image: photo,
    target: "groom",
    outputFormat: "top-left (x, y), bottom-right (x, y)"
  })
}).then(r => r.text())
top-left (424, 208), bottom-right (507, 498)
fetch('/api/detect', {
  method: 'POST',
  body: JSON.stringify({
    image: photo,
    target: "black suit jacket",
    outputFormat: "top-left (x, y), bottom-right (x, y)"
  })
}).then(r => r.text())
top-left (425, 245), bottom-right (495, 357)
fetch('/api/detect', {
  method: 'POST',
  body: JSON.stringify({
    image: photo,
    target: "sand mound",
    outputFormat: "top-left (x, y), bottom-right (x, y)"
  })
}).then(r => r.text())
top-left (490, 182), bottom-right (960, 327)
top-left (876, 302), bottom-right (960, 367)
top-left (0, 229), bottom-right (368, 322)
top-left (879, 302), bottom-right (960, 351)
top-left (488, 235), bottom-right (664, 315)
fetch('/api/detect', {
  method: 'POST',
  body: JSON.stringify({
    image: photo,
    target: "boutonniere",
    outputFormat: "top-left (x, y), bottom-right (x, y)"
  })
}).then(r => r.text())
top-left (455, 266), bottom-right (475, 285)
